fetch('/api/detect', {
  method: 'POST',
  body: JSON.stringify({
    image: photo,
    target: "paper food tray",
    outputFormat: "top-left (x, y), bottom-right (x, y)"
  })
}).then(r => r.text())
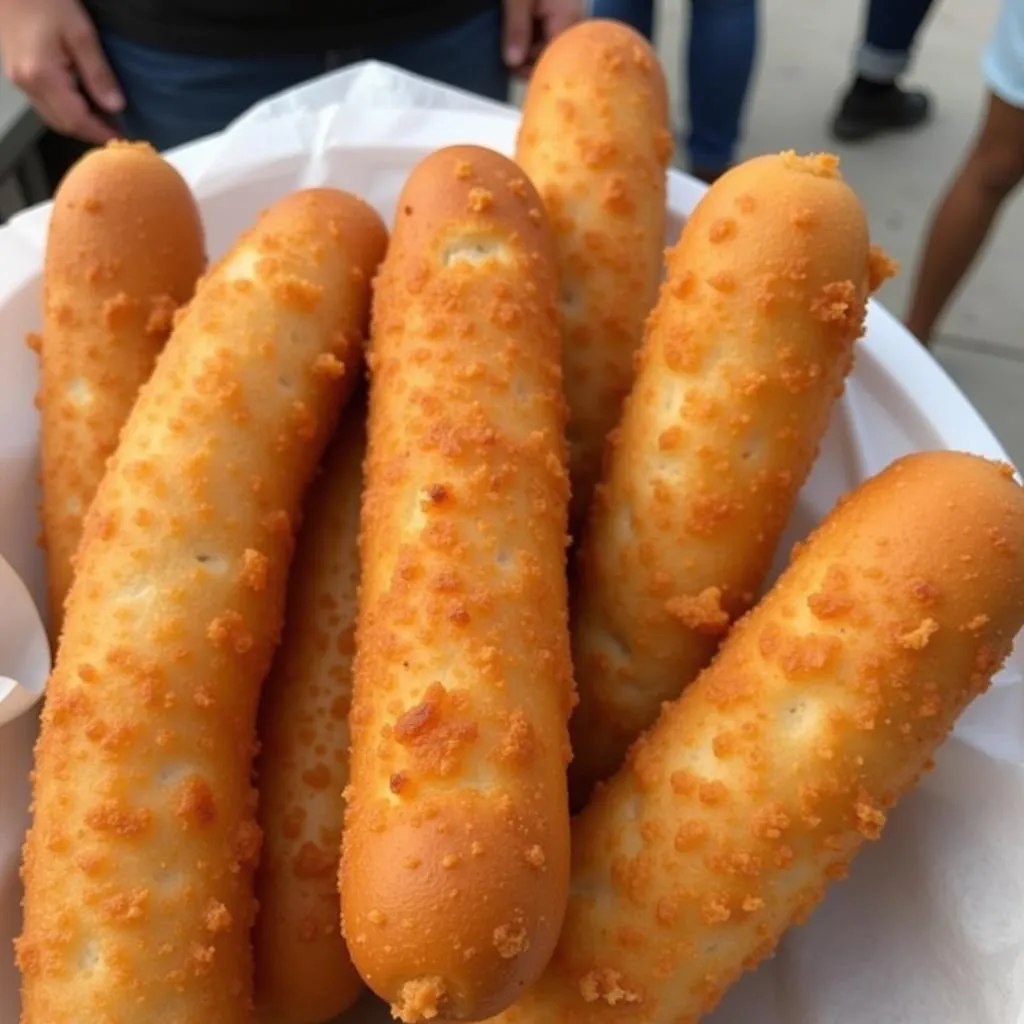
top-left (2, 61), bottom-right (1023, 1024)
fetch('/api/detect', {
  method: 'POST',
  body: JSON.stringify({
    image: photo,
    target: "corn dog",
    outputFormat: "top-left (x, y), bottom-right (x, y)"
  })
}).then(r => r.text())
top-left (341, 146), bottom-right (574, 1023)
top-left (516, 20), bottom-right (671, 532)
top-left (568, 152), bottom-right (897, 803)
top-left (39, 140), bottom-right (205, 643)
top-left (494, 450), bottom-right (1024, 1024)
top-left (16, 189), bottom-right (387, 1024)
top-left (253, 392), bottom-right (367, 1024)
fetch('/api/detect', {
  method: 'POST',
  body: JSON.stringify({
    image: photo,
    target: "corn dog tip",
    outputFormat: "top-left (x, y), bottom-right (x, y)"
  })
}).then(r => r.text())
top-left (48, 140), bottom-right (204, 293)
top-left (822, 449), bottom-right (1024, 573)
top-left (232, 187), bottom-right (388, 282)
top-left (705, 150), bottom-right (865, 271)
top-left (387, 143), bottom-right (556, 264)
top-left (711, 150), bottom-right (897, 297)
top-left (535, 16), bottom-right (669, 83)
top-left (344, 798), bottom-right (562, 1022)
top-left (535, 17), bottom-right (669, 82)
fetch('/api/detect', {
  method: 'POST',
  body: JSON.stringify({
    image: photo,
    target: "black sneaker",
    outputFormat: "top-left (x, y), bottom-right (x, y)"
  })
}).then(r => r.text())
top-left (830, 84), bottom-right (932, 142)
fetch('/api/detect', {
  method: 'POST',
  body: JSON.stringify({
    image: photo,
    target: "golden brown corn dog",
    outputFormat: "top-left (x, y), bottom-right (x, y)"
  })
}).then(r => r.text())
top-left (253, 392), bottom-right (367, 1024)
top-left (39, 140), bottom-right (205, 643)
top-left (341, 146), bottom-right (574, 1023)
top-left (493, 450), bottom-right (1024, 1024)
top-left (16, 189), bottom-right (387, 1024)
top-left (515, 19), bottom-right (671, 531)
top-left (568, 151), bottom-right (898, 803)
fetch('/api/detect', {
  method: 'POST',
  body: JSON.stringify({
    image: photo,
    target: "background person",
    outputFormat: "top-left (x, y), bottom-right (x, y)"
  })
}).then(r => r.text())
top-left (831, 0), bottom-right (939, 142)
top-left (0, 0), bottom-right (581, 152)
top-left (588, 0), bottom-right (759, 184)
top-left (905, 0), bottom-right (1024, 346)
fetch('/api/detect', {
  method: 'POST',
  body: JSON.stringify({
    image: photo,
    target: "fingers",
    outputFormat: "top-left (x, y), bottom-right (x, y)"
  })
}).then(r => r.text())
top-left (63, 12), bottom-right (124, 113)
top-left (30, 65), bottom-right (118, 143)
top-left (502, 0), bottom-right (535, 69)
top-left (6, 30), bottom-right (120, 145)
top-left (508, 0), bottom-right (582, 77)
top-left (542, 0), bottom-right (582, 39)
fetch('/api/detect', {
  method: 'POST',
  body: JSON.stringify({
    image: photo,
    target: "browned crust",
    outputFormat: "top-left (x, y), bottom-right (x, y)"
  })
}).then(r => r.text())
top-left (516, 19), bottom-right (671, 532)
top-left (39, 140), bottom-right (206, 642)
top-left (17, 188), bottom-right (387, 1024)
top-left (341, 146), bottom-right (573, 1022)
top-left (494, 451), bottom-right (1024, 1023)
top-left (252, 392), bottom-right (368, 1023)
top-left (568, 151), bottom-right (895, 804)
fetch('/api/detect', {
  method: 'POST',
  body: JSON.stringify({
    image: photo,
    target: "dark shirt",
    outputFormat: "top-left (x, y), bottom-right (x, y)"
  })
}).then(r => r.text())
top-left (85, 0), bottom-right (497, 57)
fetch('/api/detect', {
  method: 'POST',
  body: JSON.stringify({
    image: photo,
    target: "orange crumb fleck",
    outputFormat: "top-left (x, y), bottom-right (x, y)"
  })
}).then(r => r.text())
top-left (898, 617), bottom-right (939, 650)
top-left (176, 777), bottom-right (216, 828)
top-left (524, 845), bottom-right (545, 869)
top-left (964, 613), bottom-right (990, 634)
top-left (580, 968), bottom-right (642, 1006)
top-left (238, 548), bottom-right (268, 591)
top-left (394, 977), bottom-right (446, 1023)
top-left (868, 244), bottom-right (899, 293)
top-left (855, 799), bottom-right (886, 839)
top-left (708, 218), bottom-right (736, 243)
top-left (313, 352), bottom-right (346, 379)
top-left (204, 899), bottom-right (232, 933)
top-left (467, 187), bottom-right (493, 213)
top-left (701, 895), bottom-right (731, 925)
top-left (145, 294), bottom-right (177, 336)
top-left (666, 587), bottom-right (730, 635)
top-left (493, 922), bottom-right (529, 959)
top-left (207, 611), bottom-right (253, 654)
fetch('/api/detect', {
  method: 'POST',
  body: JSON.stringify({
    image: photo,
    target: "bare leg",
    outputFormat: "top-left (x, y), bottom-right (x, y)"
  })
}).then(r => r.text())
top-left (906, 92), bottom-right (1024, 345)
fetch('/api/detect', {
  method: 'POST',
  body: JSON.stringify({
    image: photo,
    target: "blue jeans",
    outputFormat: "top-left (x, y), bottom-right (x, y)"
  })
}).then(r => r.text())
top-left (858, 0), bottom-right (938, 82)
top-left (590, 0), bottom-right (758, 173)
top-left (101, 6), bottom-right (507, 152)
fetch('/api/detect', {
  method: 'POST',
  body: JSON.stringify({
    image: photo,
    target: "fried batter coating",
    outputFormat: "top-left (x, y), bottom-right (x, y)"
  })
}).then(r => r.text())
top-left (516, 19), bottom-right (671, 531)
top-left (17, 189), bottom-right (387, 1024)
top-left (253, 393), bottom-right (367, 1024)
top-left (341, 146), bottom-right (573, 1022)
top-left (39, 140), bottom-right (205, 642)
top-left (491, 451), bottom-right (1024, 1024)
top-left (569, 151), bottom-right (897, 802)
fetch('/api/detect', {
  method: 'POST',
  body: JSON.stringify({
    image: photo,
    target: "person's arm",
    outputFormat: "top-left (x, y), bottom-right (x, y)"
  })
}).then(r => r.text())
top-left (0, 0), bottom-right (123, 143)
top-left (502, 0), bottom-right (582, 72)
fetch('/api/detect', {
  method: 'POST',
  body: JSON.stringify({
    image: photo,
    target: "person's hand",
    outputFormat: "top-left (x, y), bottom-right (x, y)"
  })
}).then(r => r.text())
top-left (0, 0), bottom-right (124, 143)
top-left (502, 0), bottom-right (583, 73)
